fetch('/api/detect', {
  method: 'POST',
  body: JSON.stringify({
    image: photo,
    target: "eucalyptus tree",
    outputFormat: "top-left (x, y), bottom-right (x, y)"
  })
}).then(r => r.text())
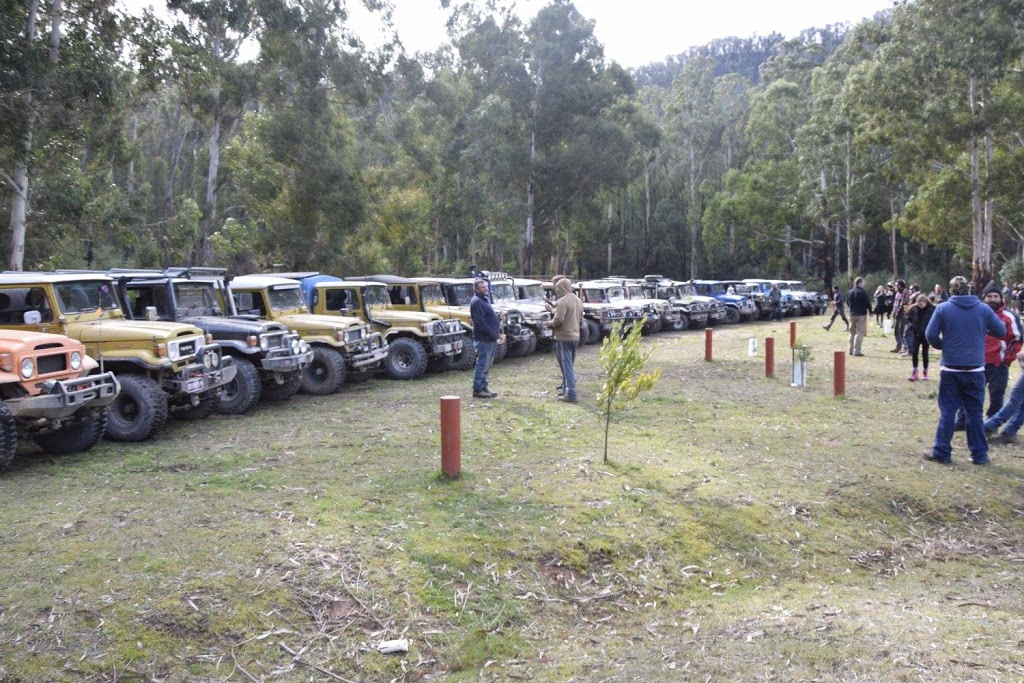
top-left (1, 0), bottom-right (133, 269)
top-left (854, 0), bottom-right (1024, 283)
top-left (167, 0), bottom-right (261, 265)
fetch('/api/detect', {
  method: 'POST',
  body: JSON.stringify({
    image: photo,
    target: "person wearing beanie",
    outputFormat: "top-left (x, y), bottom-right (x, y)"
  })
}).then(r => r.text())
top-left (906, 294), bottom-right (935, 381)
top-left (924, 276), bottom-right (1006, 465)
top-left (979, 281), bottom-right (1022, 416)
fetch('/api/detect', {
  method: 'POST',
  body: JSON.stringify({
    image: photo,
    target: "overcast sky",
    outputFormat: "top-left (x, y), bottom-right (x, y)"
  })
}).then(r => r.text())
top-left (122, 0), bottom-right (897, 69)
top-left (354, 0), bottom-right (897, 68)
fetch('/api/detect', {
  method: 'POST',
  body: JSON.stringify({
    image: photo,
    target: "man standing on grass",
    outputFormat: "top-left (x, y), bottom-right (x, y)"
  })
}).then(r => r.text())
top-left (470, 278), bottom-right (500, 399)
top-left (846, 276), bottom-right (872, 356)
top-left (547, 275), bottom-right (584, 403)
top-left (769, 283), bottom-right (783, 321)
top-left (924, 276), bottom-right (1005, 466)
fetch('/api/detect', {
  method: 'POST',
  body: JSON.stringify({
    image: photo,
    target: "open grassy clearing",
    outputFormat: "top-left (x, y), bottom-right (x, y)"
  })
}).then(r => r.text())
top-left (1, 318), bottom-right (1022, 682)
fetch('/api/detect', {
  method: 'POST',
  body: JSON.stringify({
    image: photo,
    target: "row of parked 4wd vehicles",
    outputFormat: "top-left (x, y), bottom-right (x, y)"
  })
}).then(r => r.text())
top-left (0, 269), bottom-right (824, 469)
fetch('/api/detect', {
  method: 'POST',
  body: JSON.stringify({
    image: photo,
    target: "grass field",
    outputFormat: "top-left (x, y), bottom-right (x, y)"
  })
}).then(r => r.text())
top-left (1, 317), bottom-right (1022, 682)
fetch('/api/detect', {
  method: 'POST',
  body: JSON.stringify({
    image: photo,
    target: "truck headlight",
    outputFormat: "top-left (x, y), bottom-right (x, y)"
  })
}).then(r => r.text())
top-left (168, 344), bottom-right (180, 361)
top-left (290, 338), bottom-right (301, 354)
top-left (69, 351), bottom-right (82, 370)
top-left (20, 357), bottom-right (34, 379)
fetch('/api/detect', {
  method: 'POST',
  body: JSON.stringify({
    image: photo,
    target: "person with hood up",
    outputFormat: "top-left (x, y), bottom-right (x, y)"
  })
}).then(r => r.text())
top-left (924, 276), bottom-right (1006, 465)
top-left (546, 275), bottom-right (584, 402)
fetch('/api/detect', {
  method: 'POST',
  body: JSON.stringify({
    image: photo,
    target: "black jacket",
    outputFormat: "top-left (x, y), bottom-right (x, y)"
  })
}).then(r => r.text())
top-left (847, 286), bottom-right (872, 316)
top-left (470, 294), bottom-right (500, 342)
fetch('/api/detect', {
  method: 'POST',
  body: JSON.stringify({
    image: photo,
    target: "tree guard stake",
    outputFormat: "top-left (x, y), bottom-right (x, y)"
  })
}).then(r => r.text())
top-left (704, 327), bottom-right (713, 362)
top-left (765, 337), bottom-right (775, 378)
top-left (440, 395), bottom-right (461, 479)
top-left (790, 321), bottom-right (797, 348)
top-left (834, 351), bottom-right (846, 397)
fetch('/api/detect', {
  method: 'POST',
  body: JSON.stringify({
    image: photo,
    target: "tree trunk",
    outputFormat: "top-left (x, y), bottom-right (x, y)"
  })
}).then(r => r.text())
top-left (845, 132), bottom-right (854, 280)
top-left (688, 145), bottom-right (700, 279)
top-left (524, 65), bottom-right (543, 276)
top-left (820, 170), bottom-right (833, 291)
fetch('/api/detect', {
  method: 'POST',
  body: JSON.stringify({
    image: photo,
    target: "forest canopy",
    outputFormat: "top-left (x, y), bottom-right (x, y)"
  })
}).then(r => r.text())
top-left (3, 0), bottom-right (1024, 288)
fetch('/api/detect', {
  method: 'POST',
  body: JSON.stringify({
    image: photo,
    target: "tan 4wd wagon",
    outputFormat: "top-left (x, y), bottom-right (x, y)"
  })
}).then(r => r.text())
top-left (0, 273), bottom-right (235, 442)
top-left (0, 329), bottom-right (118, 470)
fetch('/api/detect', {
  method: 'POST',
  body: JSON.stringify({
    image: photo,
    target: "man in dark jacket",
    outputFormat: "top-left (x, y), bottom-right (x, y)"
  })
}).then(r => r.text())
top-left (924, 276), bottom-right (1006, 465)
top-left (846, 277), bottom-right (872, 356)
top-left (823, 286), bottom-right (848, 331)
top-left (470, 279), bottom-right (501, 399)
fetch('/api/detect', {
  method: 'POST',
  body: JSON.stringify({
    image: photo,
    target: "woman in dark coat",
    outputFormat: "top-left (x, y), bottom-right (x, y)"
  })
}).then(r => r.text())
top-left (906, 294), bottom-right (935, 381)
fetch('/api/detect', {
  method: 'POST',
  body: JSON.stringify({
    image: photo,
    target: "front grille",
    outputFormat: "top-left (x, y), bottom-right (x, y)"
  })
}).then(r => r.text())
top-left (263, 331), bottom-right (286, 349)
top-left (37, 354), bottom-right (67, 375)
top-left (175, 339), bottom-right (197, 358)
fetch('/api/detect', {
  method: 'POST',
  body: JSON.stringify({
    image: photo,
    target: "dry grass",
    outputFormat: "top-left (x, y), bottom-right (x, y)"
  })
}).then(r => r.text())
top-left (0, 317), bottom-right (1022, 682)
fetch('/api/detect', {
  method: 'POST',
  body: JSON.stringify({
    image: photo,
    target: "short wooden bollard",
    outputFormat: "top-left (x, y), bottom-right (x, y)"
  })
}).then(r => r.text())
top-left (834, 351), bottom-right (846, 397)
top-left (765, 337), bottom-right (775, 378)
top-left (704, 327), bottom-right (713, 361)
top-left (789, 321), bottom-right (797, 348)
top-left (440, 395), bottom-right (461, 479)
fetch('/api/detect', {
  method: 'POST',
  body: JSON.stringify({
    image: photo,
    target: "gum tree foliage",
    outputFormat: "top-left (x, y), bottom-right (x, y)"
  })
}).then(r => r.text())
top-left (597, 318), bottom-right (660, 464)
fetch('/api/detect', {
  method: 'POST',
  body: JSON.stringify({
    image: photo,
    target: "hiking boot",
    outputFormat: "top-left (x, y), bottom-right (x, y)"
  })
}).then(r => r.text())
top-left (922, 451), bottom-right (952, 465)
top-left (473, 390), bottom-right (497, 399)
top-left (822, 325), bottom-right (831, 331)
top-left (557, 395), bottom-right (578, 403)
top-left (991, 432), bottom-right (1018, 445)
top-left (908, 369), bottom-right (919, 381)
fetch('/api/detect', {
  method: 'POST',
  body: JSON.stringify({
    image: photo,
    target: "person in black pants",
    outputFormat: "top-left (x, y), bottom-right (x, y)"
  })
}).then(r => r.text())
top-left (906, 295), bottom-right (935, 381)
top-left (823, 286), bottom-right (848, 331)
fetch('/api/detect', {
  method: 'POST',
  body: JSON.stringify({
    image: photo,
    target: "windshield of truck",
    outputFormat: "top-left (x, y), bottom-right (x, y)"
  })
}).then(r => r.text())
top-left (364, 285), bottom-right (391, 309)
top-left (627, 286), bottom-right (646, 299)
top-left (678, 284), bottom-right (698, 296)
top-left (708, 284), bottom-right (727, 295)
top-left (788, 282), bottom-right (807, 292)
top-left (174, 282), bottom-right (221, 316)
top-left (655, 286), bottom-right (678, 299)
top-left (446, 283), bottom-right (475, 306)
top-left (54, 281), bottom-right (121, 314)
top-left (419, 284), bottom-right (446, 307)
top-left (518, 283), bottom-right (544, 302)
top-left (268, 285), bottom-right (305, 311)
top-left (490, 283), bottom-right (515, 303)
top-left (606, 287), bottom-right (626, 302)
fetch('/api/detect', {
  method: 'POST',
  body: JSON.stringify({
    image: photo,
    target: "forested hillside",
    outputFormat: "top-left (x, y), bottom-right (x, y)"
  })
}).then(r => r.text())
top-left (3, 0), bottom-right (1023, 288)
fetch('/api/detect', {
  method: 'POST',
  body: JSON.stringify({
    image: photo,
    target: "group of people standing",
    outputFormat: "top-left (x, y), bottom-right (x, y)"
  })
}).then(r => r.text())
top-left (836, 275), bottom-right (1024, 465)
top-left (469, 275), bottom-right (583, 402)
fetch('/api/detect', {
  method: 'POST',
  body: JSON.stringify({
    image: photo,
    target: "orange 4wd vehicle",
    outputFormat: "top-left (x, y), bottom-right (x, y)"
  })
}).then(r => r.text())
top-left (0, 329), bottom-right (118, 470)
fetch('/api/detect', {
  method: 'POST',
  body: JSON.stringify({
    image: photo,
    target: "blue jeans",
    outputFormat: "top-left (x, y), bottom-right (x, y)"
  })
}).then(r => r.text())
top-left (933, 370), bottom-right (988, 463)
top-left (771, 302), bottom-right (782, 320)
top-left (472, 340), bottom-right (496, 393)
top-left (954, 363), bottom-right (1008, 427)
top-left (985, 370), bottom-right (1024, 435)
top-left (555, 340), bottom-right (578, 399)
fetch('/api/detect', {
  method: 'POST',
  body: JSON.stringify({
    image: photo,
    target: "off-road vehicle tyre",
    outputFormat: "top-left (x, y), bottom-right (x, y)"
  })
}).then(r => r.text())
top-left (262, 376), bottom-right (301, 401)
top-left (507, 330), bottom-right (537, 358)
top-left (642, 318), bottom-right (662, 335)
top-left (671, 315), bottom-right (689, 332)
top-left (578, 321), bottom-right (591, 345)
top-left (384, 337), bottom-right (428, 380)
top-left (34, 407), bottom-right (108, 455)
top-left (493, 339), bottom-right (508, 363)
top-left (300, 346), bottom-right (347, 394)
top-left (725, 307), bottom-right (741, 324)
top-left (106, 374), bottom-right (169, 442)
top-left (174, 389), bottom-right (220, 421)
top-left (584, 319), bottom-right (601, 345)
top-left (216, 357), bottom-right (262, 415)
top-left (445, 338), bottom-right (476, 371)
top-left (0, 402), bottom-right (18, 471)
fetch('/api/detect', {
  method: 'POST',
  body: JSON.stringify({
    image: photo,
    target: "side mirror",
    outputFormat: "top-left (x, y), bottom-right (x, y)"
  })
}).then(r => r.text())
top-left (23, 310), bottom-right (41, 324)
top-left (404, 296), bottom-right (411, 305)
top-left (145, 306), bottom-right (158, 321)
top-left (340, 307), bottom-right (350, 316)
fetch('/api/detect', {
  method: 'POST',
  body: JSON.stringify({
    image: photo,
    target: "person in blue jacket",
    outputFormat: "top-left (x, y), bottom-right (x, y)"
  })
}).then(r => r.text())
top-left (470, 278), bottom-right (501, 399)
top-left (924, 276), bottom-right (1006, 465)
